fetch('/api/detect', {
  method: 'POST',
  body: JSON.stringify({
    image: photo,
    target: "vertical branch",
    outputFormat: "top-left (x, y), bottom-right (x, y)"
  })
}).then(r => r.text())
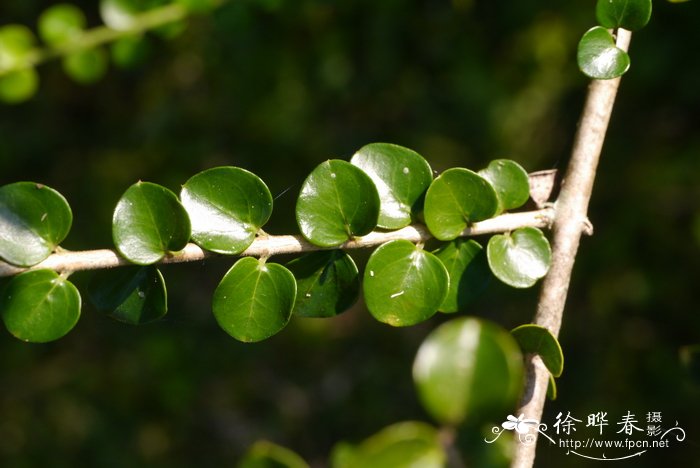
top-left (511, 29), bottom-right (632, 468)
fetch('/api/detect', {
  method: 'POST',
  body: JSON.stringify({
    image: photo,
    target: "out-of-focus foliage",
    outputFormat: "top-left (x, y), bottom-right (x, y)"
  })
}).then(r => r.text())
top-left (0, 0), bottom-right (699, 466)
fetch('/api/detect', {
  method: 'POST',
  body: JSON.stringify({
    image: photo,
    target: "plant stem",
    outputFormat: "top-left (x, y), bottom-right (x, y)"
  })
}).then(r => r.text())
top-left (511, 28), bottom-right (632, 468)
top-left (0, 208), bottom-right (553, 277)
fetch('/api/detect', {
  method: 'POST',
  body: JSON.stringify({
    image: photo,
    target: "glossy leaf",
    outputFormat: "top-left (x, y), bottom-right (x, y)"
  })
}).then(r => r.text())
top-left (433, 239), bottom-right (490, 313)
top-left (0, 182), bottom-right (73, 267)
top-left (1, 269), bottom-right (81, 343)
top-left (350, 143), bottom-right (433, 229)
top-left (296, 159), bottom-right (380, 247)
top-left (88, 266), bottom-right (167, 325)
top-left (238, 440), bottom-right (309, 468)
top-left (424, 168), bottom-right (499, 241)
top-left (62, 48), bottom-right (108, 84)
top-left (38, 4), bottom-right (86, 46)
top-left (478, 159), bottom-right (530, 214)
top-left (487, 227), bottom-right (551, 288)
top-left (287, 250), bottom-right (359, 318)
top-left (511, 324), bottom-right (564, 377)
top-left (112, 181), bottom-right (191, 265)
top-left (577, 26), bottom-right (630, 80)
top-left (363, 240), bottom-right (448, 327)
top-left (413, 317), bottom-right (524, 426)
top-left (331, 421), bottom-right (445, 468)
top-left (0, 25), bottom-right (36, 68)
top-left (212, 257), bottom-right (296, 342)
top-left (0, 68), bottom-right (39, 104)
top-left (181, 166), bottom-right (272, 255)
top-left (596, 0), bottom-right (652, 31)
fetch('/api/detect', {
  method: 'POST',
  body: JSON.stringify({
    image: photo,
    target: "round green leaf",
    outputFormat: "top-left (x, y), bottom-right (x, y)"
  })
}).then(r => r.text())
top-left (433, 239), bottom-right (490, 313)
top-left (38, 4), bottom-right (86, 46)
top-left (296, 159), bottom-right (380, 247)
top-left (332, 421), bottom-right (445, 468)
top-left (424, 168), bottom-right (499, 241)
top-left (487, 227), bottom-right (552, 288)
top-left (413, 317), bottom-right (524, 426)
top-left (511, 324), bottom-right (564, 378)
top-left (0, 68), bottom-right (39, 104)
top-left (1, 269), bottom-right (81, 343)
top-left (62, 48), bottom-right (108, 84)
top-left (0, 182), bottom-right (73, 267)
top-left (478, 159), bottom-right (530, 214)
top-left (181, 166), bottom-right (273, 255)
top-left (88, 266), bottom-right (167, 325)
top-left (363, 240), bottom-right (448, 327)
top-left (287, 250), bottom-right (359, 318)
top-left (239, 440), bottom-right (309, 468)
top-left (350, 143), bottom-right (433, 229)
top-left (112, 181), bottom-right (191, 265)
top-left (0, 25), bottom-right (36, 69)
top-left (111, 35), bottom-right (150, 69)
top-left (596, 0), bottom-right (652, 31)
top-left (577, 26), bottom-right (630, 80)
top-left (212, 257), bottom-right (296, 342)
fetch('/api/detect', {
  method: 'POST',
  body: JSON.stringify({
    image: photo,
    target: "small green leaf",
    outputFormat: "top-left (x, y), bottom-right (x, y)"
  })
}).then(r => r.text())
top-left (181, 166), bottom-right (273, 255)
top-left (111, 35), bottom-right (150, 69)
top-left (0, 68), bottom-right (39, 104)
top-left (287, 250), bottom-right (359, 318)
top-left (363, 240), bottom-right (448, 327)
top-left (0, 25), bottom-right (36, 69)
top-left (112, 181), bottom-right (191, 265)
top-left (511, 324), bottom-right (564, 378)
top-left (212, 257), bottom-right (296, 342)
top-left (424, 168), bottom-right (499, 241)
top-left (1, 269), bottom-right (81, 343)
top-left (350, 143), bottom-right (433, 229)
top-left (596, 0), bottom-right (652, 31)
top-left (547, 373), bottom-right (558, 401)
top-left (88, 266), bottom-right (167, 325)
top-left (433, 239), bottom-right (490, 313)
top-left (487, 227), bottom-right (551, 288)
top-left (478, 159), bottom-right (530, 214)
top-left (38, 4), bottom-right (86, 46)
top-left (62, 47), bottom-right (109, 84)
top-left (238, 440), bottom-right (310, 468)
top-left (0, 182), bottom-right (73, 267)
top-left (331, 421), bottom-right (445, 468)
top-left (413, 317), bottom-right (524, 426)
top-left (577, 26), bottom-right (630, 80)
top-left (296, 159), bottom-right (380, 247)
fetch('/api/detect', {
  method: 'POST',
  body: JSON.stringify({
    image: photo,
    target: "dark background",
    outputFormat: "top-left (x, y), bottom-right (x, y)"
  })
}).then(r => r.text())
top-left (1, 1), bottom-right (699, 466)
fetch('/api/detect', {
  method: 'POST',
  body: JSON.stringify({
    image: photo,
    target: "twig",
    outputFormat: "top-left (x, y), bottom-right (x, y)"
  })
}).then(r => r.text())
top-left (511, 28), bottom-right (632, 468)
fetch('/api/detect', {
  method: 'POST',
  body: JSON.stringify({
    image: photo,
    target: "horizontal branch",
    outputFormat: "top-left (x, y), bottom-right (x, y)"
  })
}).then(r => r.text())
top-left (0, 208), bottom-right (554, 277)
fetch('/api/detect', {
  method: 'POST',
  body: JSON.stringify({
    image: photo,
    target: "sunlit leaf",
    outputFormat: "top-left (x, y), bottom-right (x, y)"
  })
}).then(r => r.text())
top-left (212, 257), bottom-right (296, 342)
top-left (433, 239), bottom-right (490, 313)
top-left (511, 324), bottom-right (564, 377)
top-left (577, 26), bottom-right (630, 80)
top-left (596, 0), bottom-right (652, 31)
top-left (0, 182), bottom-right (73, 267)
top-left (363, 240), bottom-right (448, 327)
top-left (38, 4), bottom-right (86, 46)
top-left (287, 250), bottom-right (359, 318)
top-left (487, 227), bottom-right (551, 288)
top-left (1, 269), bottom-right (81, 343)
top-left (413, 317), bottom-right (524, 426)
top-left (0, 25), bottom-right (36, 69)
top-left (478, 159), bottom-right (530, 214)
top-left (238, 440), bottom-right (310, 468)
top-left (350, 143), bottom-right (433, 229)
top-left (181, 166), bottom-right (272, 255)
top-left (100, 0), bottom-right (140, 31)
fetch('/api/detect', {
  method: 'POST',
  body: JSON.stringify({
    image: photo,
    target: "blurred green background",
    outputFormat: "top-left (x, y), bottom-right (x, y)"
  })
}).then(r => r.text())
top-left (1, 0), bottom-right (699, 466)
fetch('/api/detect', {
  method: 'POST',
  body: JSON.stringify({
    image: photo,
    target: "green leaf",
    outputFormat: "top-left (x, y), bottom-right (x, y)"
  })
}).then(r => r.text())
top-left (181, 166), bottom-right (273, 255)
top-left (88, 266), bottom-right (167, 325)
top-left (424, 168), bottom-right (499, 241)
top-left (487, 227), bottom-right (551, 288)
top-left (331, 421), bottom-right (445, 468)
top-left (363, 240), bottom-right (448, 327)
top-left (238, 440), bottom-right (310, 468)
top-left (577, 26), bottom-right (630, 80)
top-left (0, 68), bottom-right (39, 104)
top-left (547, 373), bottom-right (558, 401)
top-left (62, 48), bottom-right (109, 84)
top-left (112, 181), bottom-right (191, 265)
top-left (433, 239), bottom-right (490, 313)
top-left (350, 143), bottom-right (433, 229)
top-left (596, 0), bottom-right (652, 31)
top-left (38, 4), bottom-right (87, 46)
top-left (212, 257), bottom-right (296, 342)
top-left (511, 324), bottom-right (564, 377)
top-left (478, 159), bottom-right (530, 214)
top-left (296, 159), bottom-right (380, 247)
top-left (0, 25), bottom-right (36, 69)
top-left (111, 35), bottom-right (150, 69)
top-left (1, 269), bottom-right (81, 343)
top-left (287, 250), bottom-right (359, 318)
top-left (0, 182), bottom-right (73, 267)
top-left (413, 317), bottom-right (524, 426)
